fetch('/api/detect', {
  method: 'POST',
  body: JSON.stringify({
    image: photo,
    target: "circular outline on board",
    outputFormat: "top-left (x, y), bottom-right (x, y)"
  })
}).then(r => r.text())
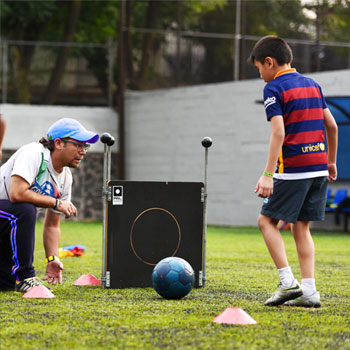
top-left (129, 207), bottom-right (181, 266)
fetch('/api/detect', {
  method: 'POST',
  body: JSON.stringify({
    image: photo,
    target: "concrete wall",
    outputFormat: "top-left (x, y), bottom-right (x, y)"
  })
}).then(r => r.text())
top-left (125, 79), bottom-right (267, 226)
top-left (0, 104), bottom-right (118, 153)
top-left (124, 69), bottom-right (350, 227)
top-left (2, 69), bottom-right (349, 226)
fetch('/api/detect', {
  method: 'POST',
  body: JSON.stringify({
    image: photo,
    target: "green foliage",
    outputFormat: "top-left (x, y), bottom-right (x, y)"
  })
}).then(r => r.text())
top-left (2, 0), bottom-right (350, 98)
top-left (2, 0), bottom-right (56, 39)
top-left (194, 0), bottom-right (309, 82)
top-left (320, 0), bottom-right (350, 42)
top-left (1, 223), bottom-right (350, 349)
top-left (302, 0), bottom-right (350, 67)
top-left (75, 1), bottom-right (119, 43)
top-left (244, 0), bottom-right (309, 37)
top-left (158, 0), bottom-right (227, 29)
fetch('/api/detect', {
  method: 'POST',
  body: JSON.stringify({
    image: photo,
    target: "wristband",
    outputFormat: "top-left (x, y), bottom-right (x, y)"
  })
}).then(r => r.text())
top-left (53, 198), bottom-right (60, 210)
top-left (45, 256), bottom-right (60, 264)
top-left (263, 171), bottom-right (274, 178)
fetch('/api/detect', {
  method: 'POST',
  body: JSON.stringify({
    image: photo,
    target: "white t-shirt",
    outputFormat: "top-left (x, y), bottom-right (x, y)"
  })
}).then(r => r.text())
top-left (0, 142), bottom-right (72, 213)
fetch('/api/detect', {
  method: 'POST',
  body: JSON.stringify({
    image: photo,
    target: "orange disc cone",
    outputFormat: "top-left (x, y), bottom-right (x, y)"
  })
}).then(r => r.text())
top-left (73, 274), bottom-right (101, 286)
top-left (22, 285), bottom-right (55, 299)
top-left (213, 307), bottom-right (257, 325)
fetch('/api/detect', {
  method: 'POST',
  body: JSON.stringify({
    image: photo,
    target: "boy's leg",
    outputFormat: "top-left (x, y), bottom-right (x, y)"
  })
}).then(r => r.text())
top-left (291, 221), bottom-right (314, 278)
top-left (258, 214), bottom-right (289, 269)
top-left (285, 220), bottom-right (321, 307)
top-left (284, 177), bottom-right (327, 308)
top-left (258, 214), bottom-right (302, 306)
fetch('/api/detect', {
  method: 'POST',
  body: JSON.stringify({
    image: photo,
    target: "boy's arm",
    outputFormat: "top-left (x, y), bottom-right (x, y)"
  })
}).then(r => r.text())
top-left (323, 108), bottom-right (338, 182)
top-left (255, 115), bottom-right (285, 198)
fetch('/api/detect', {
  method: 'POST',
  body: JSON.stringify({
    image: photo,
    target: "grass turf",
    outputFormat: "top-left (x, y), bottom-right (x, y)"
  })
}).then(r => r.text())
top-left (1, 222), bottom-right (350, 350)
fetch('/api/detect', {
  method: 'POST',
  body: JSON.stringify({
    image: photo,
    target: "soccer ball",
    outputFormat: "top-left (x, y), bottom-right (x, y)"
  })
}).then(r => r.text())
top-left (152, 257), bottom-right (195, 299)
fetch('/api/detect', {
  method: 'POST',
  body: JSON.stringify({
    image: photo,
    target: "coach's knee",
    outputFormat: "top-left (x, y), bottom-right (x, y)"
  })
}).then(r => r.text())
top-left (14, 203), bottom-right (37, 225)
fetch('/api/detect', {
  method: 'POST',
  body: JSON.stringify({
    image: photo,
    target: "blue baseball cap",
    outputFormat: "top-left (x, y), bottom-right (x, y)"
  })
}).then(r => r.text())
top-left (47, 118), bottom-right (99, 144)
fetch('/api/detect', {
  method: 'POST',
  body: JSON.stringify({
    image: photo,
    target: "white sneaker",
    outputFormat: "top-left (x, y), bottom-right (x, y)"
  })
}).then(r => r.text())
top-left (265, 280), bottom-right (303, 306)
top-left (284, 291), bottom-right (321, 308)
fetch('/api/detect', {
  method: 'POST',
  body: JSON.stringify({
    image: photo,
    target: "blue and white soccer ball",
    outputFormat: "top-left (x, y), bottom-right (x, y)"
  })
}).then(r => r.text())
top-left (152, 257), bottom-right (195, 299)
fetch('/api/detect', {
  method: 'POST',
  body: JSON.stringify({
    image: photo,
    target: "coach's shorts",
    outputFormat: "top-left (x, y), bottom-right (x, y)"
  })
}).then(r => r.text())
top-left (260, 176), bottom-right (328, 224)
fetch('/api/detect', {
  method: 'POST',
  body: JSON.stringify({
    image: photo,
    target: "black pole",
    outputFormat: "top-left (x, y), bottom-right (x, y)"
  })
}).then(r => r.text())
top-left (118, 0), bottom-right (126, 179)
top-left (201, 136), bottom-right (212, 288)
top-left (101, 132), bottom-right (115, 288)
top-left (240, 0), bottom-right (246, 80)
top-left (175, 0), bottom-right (182, 86)
top-left (315, 0), bottom-right (321, 72)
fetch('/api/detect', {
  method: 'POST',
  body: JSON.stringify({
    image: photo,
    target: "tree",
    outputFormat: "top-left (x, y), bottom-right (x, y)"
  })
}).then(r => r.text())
top-left (73, 1), bottom-right (119, 100)
top-left (1, 0), bottom-right (56, 103)
top-left (124, 0), bottom-right (227, 89)
top-left (41, 0), bottom-right (82, 104)
top-left (72, 1), bottom-right (227, 92)
top-left (2, 0), bottom-right (349, 105)
top-left (302, 0), bottom-right (350, 71)
top-left (137, 1), bottom-right (161, 86)
top-left (195, 0), bottom-right (309, 82)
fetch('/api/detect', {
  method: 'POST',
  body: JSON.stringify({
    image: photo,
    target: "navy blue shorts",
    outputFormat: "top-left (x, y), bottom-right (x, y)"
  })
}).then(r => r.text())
top-left (260, 176), bottom-right (328, 224)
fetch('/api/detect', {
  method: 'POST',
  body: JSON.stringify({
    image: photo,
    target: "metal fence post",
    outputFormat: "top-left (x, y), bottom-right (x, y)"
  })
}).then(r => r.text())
top-left (2, 41), bottom-right (8, 104)
top-left (107, 36), bottom-right (115, 107)
top-left (234, 0), bottom-right (241, 81)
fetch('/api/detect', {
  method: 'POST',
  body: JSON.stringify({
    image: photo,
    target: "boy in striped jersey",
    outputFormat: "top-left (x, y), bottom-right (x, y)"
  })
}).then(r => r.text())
top-left (250, 36), bottom-right (338, 307)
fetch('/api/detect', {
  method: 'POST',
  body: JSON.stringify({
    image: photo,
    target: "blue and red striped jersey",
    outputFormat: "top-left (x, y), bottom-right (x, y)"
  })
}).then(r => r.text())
top-left (263, 69), bottom-right (329, 180)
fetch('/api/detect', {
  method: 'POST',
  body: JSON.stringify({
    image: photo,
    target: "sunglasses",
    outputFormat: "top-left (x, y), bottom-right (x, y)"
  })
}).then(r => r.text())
top-left (62, 139), bottom-right (91, 152)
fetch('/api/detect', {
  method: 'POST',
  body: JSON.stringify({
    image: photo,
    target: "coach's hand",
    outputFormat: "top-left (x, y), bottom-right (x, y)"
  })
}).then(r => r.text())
top-left (44, 260), bottom-right (64, 285)
top-left (57, 200), bottom-right (78, 219)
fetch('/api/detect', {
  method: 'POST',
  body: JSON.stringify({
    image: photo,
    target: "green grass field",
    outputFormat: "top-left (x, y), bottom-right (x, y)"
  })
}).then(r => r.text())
top-left (1, 222), bottom-right (350, 350)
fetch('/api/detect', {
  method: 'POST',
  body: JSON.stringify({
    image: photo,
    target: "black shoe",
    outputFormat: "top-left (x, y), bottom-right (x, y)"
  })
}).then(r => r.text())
top-left (15, 277), bottom-right (47, 293)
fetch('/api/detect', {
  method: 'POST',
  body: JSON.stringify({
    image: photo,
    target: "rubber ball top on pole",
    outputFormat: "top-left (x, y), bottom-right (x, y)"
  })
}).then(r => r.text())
top-left (201, 136), bottom-right (212, 148)
top-left (101, 132), bottom-right (115, 146)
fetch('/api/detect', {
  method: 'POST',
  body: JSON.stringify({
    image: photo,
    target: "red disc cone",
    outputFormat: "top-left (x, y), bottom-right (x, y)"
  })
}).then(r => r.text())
top-left (73, 274), bottom-right (101, 286)
top-left (213, 307), bottom-right (257, 325)
top-left (22, 285), bottom-right (55, 299)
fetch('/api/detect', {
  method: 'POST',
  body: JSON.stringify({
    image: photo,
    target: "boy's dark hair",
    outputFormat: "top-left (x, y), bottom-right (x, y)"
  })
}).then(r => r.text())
top-left (249, 35), bottom-right (293, 65)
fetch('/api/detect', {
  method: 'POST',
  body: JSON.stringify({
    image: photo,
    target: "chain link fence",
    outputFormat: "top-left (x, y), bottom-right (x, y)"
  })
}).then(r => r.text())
top-left (1, 32), bottom-right (350, 106)
top-left (0, 39), bottom-right (116, 106)
top-left (133, 29), bottom-right (350, 84)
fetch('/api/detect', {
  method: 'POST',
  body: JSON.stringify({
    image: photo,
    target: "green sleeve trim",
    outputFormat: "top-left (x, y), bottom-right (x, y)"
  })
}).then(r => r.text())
top-left (37, 152), bottom-right (48, 180)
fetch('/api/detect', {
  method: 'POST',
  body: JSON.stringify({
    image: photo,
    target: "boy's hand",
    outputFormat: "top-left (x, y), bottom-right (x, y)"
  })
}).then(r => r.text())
top-left (255, 176), bottom-right (274, 198)
top-left (328, 163), bottom-right (337, 183)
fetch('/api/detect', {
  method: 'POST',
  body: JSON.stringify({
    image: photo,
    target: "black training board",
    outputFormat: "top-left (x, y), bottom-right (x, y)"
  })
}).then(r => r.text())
top-left (104, 181), bottom-right (204, 288)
